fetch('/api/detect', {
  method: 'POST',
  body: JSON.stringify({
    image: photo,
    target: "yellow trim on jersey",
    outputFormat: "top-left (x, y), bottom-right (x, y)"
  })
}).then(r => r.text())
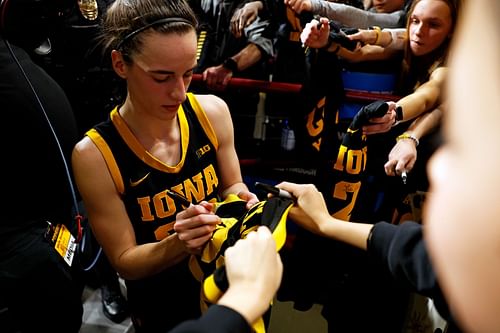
top-left (203, 271), bottom-right (265, 333)
top-left (110, 107), bottom-right (189, 173)
top-left (86, 128), bottom-right (126, 195)
top-left (200, 194), bottom-right (244, 265)
top-left (202, 274), bottom-right (219, 309)
top-left (187, 93), bottom-right (219, 150)
top-left (253, 318), bottom-right (265, 333)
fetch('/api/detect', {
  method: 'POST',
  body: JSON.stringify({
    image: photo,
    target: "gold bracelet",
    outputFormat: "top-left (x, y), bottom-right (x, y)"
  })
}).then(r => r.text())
top-left (396, 133), bottom-right (419, 147)
top-left (371, 26), bottom-right (382, 45)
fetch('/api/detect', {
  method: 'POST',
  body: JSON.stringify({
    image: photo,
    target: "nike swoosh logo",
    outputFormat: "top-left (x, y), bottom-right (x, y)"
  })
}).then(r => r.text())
top-left (129, 172), bottom-right (151, 187)
top-left (347, 128), bottom-right (359, 134)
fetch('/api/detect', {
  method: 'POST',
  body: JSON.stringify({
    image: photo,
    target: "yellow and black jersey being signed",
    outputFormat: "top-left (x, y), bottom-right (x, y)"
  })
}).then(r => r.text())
top-left (189, 194), bottom-right (294, 333)
top-left (86, 93), bottom-right (221, 244)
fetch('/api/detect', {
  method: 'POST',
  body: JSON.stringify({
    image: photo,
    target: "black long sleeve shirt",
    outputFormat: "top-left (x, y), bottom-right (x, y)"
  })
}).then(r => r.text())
top-left (170, 305), bottom-right (251, 333)
top-left (369, 221), bottom-right (462, 332)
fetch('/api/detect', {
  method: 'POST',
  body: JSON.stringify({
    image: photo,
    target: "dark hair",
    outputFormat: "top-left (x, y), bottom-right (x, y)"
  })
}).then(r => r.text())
top-left (99, 0), bottom-right (197, 63)
top-left (399, 0), bottom-right (461, 93)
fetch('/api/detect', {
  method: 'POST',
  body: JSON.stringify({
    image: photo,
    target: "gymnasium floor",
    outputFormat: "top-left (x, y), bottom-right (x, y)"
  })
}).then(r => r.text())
top-left (80, 281), bottom-right (449, 333)
top-left (79, 283), bottom-right (327, 333)
top-left (80, 285), bottom-right (133, 333)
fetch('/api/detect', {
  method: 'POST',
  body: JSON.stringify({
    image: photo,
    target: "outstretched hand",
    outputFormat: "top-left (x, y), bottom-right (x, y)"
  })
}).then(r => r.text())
top-left (230, 1), bottom-right (262, 38)
top-left (360, 101), bottom-right (399, 135)
top-left (276, 182), bottom-right (331, 234)
top-left (300, 17), bottom-right (330, 49)
top-left (202, 65), bottom-right (233, 90)
top-left (384, 138), bottom-right (417, 177)
top-left (348, 29), bottom-right (378, 45)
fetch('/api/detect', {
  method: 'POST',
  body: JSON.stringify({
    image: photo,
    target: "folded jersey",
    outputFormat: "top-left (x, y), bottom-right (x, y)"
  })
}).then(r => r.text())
top-left (189, 194), bottom-right (294, 332)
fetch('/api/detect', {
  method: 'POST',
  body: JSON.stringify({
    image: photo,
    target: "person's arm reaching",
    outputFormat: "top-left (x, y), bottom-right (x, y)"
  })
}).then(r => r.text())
top-left (230, 1), bottom-right (264, 38)
top-left (277, 182), bottom-right (373, 249)
top-left (276, 182), bottom-right (451, 320)
top-left (300, 17), bottom-right (399, 62)
top-left (285, 0), bottom-right (405, 28)
top-left (384, 105), bottom-right (444, 177)
top-left (360, 67), bottom-right (447, 135)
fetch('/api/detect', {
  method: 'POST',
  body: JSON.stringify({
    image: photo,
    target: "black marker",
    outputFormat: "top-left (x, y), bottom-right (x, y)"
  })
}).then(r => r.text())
top-left (313, 15), bottom-right (325, 28)
top-left (166, 189), bottom-right (192, 207)
top-left (254, 182), bottom-right (293, 199)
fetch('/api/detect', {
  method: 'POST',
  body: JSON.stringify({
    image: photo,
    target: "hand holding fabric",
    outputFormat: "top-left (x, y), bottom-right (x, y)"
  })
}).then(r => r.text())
top-left (276, 182), bottom-right (331, 235)
top-left (356, 100), bottom-right (398, 135)
top-left (218, 226), bottom-right (283, 324)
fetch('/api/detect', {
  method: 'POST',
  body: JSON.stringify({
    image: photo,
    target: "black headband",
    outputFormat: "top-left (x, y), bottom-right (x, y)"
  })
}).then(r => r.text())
top-left (116, 17), bottom-right (192, 50)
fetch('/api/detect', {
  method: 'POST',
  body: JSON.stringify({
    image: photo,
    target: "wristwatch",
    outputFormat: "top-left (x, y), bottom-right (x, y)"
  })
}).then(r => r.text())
top-left (393, 105), bottom-right (403, 127)
top-left (395, 105), bottom-right (403, 121)
top-left (222, 57), bottom-right (238, 72)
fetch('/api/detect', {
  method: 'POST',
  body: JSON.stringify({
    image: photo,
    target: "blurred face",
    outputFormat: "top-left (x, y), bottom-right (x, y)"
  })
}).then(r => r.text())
top-left (115, 29), bottom-right (198, 120)
top-left (372, 0), bottom-right (405, 13)
top-left (425, 2), bottom-right (500, 332)
top-left (408, 0), bottom-right (452, 56)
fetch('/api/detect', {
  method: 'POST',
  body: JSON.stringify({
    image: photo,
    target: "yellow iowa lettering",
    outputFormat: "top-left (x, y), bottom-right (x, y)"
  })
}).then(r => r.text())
top-left (333, 145), bottom-right (367, 174)
top-left (135, 164), bottom-right (219, 222)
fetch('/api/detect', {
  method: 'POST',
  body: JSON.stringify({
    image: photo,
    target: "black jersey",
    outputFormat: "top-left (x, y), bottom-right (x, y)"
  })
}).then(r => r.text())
top-left (88, 93), bottom-right (221, 243)
top-left (86, 93), bottom-right (221, 331)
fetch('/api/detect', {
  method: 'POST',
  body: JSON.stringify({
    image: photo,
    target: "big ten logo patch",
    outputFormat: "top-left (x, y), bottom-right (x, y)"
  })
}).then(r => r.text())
top-left (196, 144), bottom-right (211, 158)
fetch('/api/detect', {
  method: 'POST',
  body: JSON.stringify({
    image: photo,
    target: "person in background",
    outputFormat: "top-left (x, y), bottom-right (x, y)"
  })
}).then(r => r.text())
top-left (278, 1), bottom-right (500, 332)
top-left (167, 4), bottom-right (500, 330)
top-left (342, 11), bottom-right (449, 191)
top-left (42, 0), bottom-right (129, 323)
top-left (71, 0), bottom-right (258, 332)
top-left (285, 0), bottom-right (411, 29)
top-left (0, 0), bottom-right (84, 331)
top-left (277, 181), bottom-right (463, 332)
top-left (367, 0), bottom-right (407, 13)
top-left (302, 0), bottom-right (458, 103)
top-left (287, 1), bottom-right (459, 331)
top-left (383, 103), bottom-right (444, 184)
top-left (188, 0), bottom-right (275, 156)
top-left (301, 0), bottom-right (459, 190)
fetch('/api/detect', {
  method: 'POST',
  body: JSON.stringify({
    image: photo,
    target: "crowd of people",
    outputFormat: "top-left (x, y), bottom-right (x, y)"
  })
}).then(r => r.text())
top-left (1, 0), bottom-right (499, 333)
